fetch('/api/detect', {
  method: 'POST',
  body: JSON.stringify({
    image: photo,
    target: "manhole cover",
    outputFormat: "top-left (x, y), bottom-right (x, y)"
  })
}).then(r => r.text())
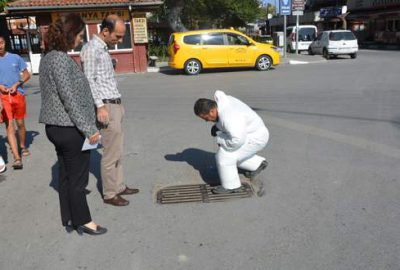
top-left (156, 183), bottom-right (253, 204)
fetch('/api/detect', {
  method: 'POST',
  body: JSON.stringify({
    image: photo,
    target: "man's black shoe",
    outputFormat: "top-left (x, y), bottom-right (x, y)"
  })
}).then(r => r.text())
top-left (243, 160), bottom-right (268, 178)
top-left (211, 185), bottom-right (244, 194)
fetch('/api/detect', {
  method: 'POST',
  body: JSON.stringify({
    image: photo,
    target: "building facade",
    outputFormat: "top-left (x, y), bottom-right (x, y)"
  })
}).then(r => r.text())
top-left (4, 0), bottom-right (163, 74)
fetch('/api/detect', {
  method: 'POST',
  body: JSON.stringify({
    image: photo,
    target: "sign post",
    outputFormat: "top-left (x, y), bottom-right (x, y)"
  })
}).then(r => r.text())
top-left (292, 0), bottom-right (305, 55)
top-left (280, 0), bottom-right (291, 58)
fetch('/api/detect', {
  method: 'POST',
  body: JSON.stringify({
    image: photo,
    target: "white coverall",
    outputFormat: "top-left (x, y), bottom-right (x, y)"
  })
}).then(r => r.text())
top-left (214, 90), bottom-right (269, 189)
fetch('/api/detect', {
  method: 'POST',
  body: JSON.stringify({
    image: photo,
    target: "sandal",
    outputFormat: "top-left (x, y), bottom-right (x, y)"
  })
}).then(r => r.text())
top-left (12, 159), bottom-right (23, 170)
top-left (21, 148), bottom-right (30, 157)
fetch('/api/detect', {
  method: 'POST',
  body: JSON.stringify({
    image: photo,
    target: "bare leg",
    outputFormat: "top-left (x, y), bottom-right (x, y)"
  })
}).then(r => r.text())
top-left (5, 120), bottom-right (20, 161)
top-left (16, 119), bottom-right (26, 149)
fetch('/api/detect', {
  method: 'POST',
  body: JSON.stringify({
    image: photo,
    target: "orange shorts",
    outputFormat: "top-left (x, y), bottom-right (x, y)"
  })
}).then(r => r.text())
top-left (1, 91), bottom-right (27, 122)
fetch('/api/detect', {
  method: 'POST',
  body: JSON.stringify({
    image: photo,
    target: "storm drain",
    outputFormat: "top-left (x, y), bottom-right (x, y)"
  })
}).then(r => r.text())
top-left (156, 183), bottom-right (253, 204)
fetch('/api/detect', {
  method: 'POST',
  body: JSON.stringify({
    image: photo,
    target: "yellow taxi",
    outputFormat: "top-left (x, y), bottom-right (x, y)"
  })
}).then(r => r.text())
top-left (167, 29), bottom-right (280, 75)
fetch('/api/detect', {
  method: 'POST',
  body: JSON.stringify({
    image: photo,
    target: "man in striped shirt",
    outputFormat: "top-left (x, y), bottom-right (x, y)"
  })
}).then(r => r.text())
top-left (81, 15), bottom-right (139, 207)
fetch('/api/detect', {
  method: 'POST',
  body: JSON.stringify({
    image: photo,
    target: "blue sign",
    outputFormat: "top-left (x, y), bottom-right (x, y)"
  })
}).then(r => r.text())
top-left (320, 7), bottom-right (342, 18)
top-left (280, 0), bottom-right (292, 16)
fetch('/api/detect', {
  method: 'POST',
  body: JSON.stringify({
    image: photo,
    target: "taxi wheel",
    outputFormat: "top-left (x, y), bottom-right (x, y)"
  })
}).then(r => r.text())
top-left (255, 55), bottom-right (272, 71)
top-left (184, 59), bottom-right (202, 75)
top-left (308, 47), bottom-right (314, 55)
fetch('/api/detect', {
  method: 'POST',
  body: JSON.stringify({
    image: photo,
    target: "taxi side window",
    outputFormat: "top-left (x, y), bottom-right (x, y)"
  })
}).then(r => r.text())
top-left (227, 33), bottom-right (249, 45)
top-left (184, 35), bottom-right (201, 45)
top-left (202, 33), bottom-right (224, 45)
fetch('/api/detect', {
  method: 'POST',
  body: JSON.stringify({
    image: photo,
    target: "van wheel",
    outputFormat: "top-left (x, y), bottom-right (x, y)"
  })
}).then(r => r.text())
top-left (308, 47), bottom-right (314, 55)
top-left (255, 55), bottom-right (272, 71)
top-left (184, 59), bottom-right (202, 75)
top-left (350, 53), bottom-right (357, 59)
top-left (323, 48), bottom-right (330, 59)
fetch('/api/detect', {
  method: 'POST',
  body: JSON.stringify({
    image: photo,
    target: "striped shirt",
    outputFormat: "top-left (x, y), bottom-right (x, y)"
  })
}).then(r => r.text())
top-left (80, 35), bottom-right (121, 108)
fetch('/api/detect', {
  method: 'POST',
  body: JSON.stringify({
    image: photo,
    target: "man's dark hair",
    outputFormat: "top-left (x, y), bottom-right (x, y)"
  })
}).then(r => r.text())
top-left (100, 15), bottom-right (124, 33)
top-left (194, 98), bottom-right (217, 116)
top-left (0, 35), bottom-right (6, 42)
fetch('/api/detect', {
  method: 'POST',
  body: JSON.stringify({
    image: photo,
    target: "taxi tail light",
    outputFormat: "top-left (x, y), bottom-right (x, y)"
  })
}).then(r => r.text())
top-left (173, 42), bottom-right (180, 54)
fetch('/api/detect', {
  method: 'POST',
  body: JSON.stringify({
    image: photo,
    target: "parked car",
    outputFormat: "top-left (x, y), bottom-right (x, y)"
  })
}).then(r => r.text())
top-left (308, 30), bottom-right (358, 59)
top-left (168, 29), bottom-right (280, 75)
top-left (286, 25), bottom-right (317, 53)
top-left (252, 35), bottom-right (273, 45)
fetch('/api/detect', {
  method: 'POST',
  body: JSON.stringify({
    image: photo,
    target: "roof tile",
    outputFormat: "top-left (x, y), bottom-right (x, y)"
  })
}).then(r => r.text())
top-left (8, 0), bottom-right (161, 8)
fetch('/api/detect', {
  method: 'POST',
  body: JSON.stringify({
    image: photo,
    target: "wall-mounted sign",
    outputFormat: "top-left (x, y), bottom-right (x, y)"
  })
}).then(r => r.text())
top-left (320, 7), bottom-right (343, 18)
top-left (132, 17), bottom-right (148, 44)
top-left (280, 0), bottom-right (292, 15)
top-left (51, 10), bottom-right (130, 23)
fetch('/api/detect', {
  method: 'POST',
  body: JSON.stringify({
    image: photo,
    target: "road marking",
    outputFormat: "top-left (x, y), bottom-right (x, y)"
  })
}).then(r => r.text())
top-left (268, 116), bottom-right (400, 159)
top-left (289, 60), bottom-right (309, 65)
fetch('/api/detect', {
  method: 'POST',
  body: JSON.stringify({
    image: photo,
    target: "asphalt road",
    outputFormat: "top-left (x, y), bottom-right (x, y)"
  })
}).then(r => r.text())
top-left (0, 50), bottom-right (399, 270)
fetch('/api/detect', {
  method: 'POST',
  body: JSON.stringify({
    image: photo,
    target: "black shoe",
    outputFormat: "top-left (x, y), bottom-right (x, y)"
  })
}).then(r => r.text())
top-left (244, 160), bottom-right (268, 178)
top-left (76, 225), bottom-right (107, 235)
top-left (212, 185), bottom-right (244, 194)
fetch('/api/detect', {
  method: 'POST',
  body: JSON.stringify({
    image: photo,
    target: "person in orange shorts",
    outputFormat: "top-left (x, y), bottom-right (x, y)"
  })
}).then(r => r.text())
top-left (0, 35), bottom-right (31, 169)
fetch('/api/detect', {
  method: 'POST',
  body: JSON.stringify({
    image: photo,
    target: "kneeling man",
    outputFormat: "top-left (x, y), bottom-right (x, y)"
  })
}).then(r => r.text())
top-left (194, 90), bottom-right (269, 194)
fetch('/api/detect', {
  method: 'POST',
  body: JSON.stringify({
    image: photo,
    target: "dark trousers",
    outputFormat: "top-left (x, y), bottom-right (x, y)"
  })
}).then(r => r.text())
top-left (46, 125), bottom-right (92, 227)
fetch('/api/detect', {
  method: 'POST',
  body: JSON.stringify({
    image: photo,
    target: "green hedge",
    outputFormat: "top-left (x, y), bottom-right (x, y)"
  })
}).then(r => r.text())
top-left (148, 45), bottom-right (168, 62)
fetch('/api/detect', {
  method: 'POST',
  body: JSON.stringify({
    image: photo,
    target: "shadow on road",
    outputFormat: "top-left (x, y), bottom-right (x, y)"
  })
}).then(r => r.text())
top-left (0, 130), bottom-right (39, 164)
top-left (164, 148), bottom-right (220, 186)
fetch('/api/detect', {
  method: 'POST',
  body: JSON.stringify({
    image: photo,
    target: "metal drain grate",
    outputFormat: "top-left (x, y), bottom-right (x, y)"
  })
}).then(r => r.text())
top-left (156, 183), bottom-right (253, 204)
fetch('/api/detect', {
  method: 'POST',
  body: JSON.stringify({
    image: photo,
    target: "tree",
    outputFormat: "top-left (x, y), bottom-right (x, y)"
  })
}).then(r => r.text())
top-left (161, 0), bottom-right (264, 31)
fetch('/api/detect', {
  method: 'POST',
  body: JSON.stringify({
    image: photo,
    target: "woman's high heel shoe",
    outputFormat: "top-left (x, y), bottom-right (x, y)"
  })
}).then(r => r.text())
top-left (76, 225), bottom-right (107, 235)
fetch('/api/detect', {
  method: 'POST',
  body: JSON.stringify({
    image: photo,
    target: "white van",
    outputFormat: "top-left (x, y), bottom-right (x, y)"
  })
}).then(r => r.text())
top-left (286, 25), bottom-right (317, 53)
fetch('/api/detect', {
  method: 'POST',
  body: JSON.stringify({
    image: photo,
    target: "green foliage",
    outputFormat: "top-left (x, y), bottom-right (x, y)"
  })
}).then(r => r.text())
top-left (160, 0), bottom-right (264, 30)
top-left (0, 0), bottom-right (9, 11)
top-left (148, 44), bottom-right (168, 62)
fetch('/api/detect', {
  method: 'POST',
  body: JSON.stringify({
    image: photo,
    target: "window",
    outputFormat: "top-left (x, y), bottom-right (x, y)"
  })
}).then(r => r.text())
top-left (96, 22), bottom-right (132, 50)
top-left (227, 33), bottom-right (249, 45)
top-left (184, 35), bottom-right (201, 45)
top-left (329, 31), bottom-right (356, 41)
top-left (298, 28), bottom-right (316, 41)
top-left (202, 33), bottom-right (224, 45)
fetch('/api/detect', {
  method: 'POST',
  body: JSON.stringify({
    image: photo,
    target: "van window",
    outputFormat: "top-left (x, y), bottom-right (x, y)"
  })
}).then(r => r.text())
top-left (184, 35), bottom-right (201, 45)
top-left (202, 33), bottom-right (225, 45)
top-left (329, 32), bottom-right (356, 41)
top-left (227, 33), bottom-right (249, 45)
top-left (298, 28), bottom-right (316, 41)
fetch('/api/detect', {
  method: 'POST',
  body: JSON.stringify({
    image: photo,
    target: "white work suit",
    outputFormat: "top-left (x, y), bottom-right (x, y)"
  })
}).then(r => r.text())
top-left (214, 90), bottom-right (269, 189)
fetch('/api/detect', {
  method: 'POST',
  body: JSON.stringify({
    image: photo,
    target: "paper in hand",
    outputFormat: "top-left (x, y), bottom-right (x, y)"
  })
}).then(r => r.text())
top-left (82, 137), bottom-right (100, 151)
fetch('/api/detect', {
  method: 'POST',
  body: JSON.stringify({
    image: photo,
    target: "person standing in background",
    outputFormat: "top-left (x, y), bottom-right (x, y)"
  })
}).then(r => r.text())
top-left (0, 35), bottom-right (31, 170)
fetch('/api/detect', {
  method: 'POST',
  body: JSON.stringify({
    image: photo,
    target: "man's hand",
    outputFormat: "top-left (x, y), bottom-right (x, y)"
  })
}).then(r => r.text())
top-left (96, 106), bottom-right (109, 125)
top-left (89, 131), bottom-right (100, 144)
top-left (211, 124), bottom-right (219, 137)
top-left (8, 83), bottom-right (19, 94)
top-left (0, 85), bottom-right (8, 94)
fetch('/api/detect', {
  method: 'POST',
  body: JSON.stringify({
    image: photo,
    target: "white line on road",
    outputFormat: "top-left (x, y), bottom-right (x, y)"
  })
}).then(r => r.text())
top-left (268, 116), bottom-right (400, 159)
